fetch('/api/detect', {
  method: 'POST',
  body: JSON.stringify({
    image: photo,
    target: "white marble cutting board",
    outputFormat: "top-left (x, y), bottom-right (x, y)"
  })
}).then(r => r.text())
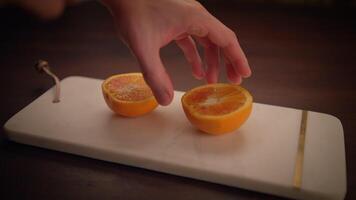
top-left (4, 76), bottom-right (346, 200)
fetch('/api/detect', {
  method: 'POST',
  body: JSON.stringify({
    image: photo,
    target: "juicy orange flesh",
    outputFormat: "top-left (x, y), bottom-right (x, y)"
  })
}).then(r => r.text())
top-left (185, 86), bottom-right (246, 116)
top-left (105, 75), bottom-right (153, 101)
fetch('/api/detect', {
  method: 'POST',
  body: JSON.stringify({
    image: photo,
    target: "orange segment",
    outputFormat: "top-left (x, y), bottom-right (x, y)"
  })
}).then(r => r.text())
top-left (181, 84), bottom-right (253, 135)
top-left (102, 73), bottom-right (158, 117)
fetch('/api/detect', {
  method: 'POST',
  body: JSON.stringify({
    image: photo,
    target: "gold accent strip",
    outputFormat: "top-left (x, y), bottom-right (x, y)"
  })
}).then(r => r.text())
top-left (293, 110), bottom-right (308, 189)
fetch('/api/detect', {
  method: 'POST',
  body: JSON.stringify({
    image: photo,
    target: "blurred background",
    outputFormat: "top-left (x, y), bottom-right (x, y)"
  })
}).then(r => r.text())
top-left (0, 0), bottom-right (354, 105)
top-left (208, 0), bottom-right (356, 7)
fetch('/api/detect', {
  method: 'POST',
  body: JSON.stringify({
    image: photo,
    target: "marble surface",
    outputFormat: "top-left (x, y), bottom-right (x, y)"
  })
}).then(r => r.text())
top-left (4, 76), bottom-right (346, 200)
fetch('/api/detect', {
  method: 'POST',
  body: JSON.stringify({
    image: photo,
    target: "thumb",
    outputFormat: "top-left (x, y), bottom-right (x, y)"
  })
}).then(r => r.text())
top-left (132, 45), bottom-right (174, 106)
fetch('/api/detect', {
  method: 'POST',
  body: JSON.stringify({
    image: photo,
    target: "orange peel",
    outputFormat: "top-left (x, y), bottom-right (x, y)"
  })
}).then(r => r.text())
top-left (102, 73), bottom-right (158, 117)
top-left (181, 84), bottom-right (253, 135)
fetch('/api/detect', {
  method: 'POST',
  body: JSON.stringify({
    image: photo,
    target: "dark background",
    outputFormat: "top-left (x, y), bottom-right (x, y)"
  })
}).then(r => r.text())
top-left (1, 1), bottom-right (355, 199)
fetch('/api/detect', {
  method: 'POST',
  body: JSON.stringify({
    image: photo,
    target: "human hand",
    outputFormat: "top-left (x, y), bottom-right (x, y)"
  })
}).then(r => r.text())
top-left (102, 0), bottom-right (251, 106)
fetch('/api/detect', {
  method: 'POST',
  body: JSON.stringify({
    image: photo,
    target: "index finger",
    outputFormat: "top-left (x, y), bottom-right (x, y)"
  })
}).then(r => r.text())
top-left (188, 16), bottom-right (251, 78)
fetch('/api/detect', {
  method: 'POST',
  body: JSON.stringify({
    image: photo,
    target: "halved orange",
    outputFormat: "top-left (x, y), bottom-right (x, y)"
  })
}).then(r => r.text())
top-left (181, 84), bottom-right (253, 135)
top-left (102, 73), bottom-right (158, 117)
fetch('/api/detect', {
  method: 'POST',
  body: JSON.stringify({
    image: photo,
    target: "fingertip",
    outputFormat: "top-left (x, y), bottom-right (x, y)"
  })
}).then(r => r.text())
top-left (154, 89), bottom-right (173, 106)
top-left (193, 74), bottom-right (204, 80)
top-left (229, 60), bottom-right (251, 79)
top-left (193, 69), bottom-right (205, 80)
top-left (205, 69), bottom-right (218, 84)
top-left (241, 63), bottom-right (252, 78)
top-left (135, 47), bottom-right (174, 106)
top-left (156, 92), bottom-right (173, 106)
top-left (227, 72), bottom-right (242, 85)
top-left (221, 38), bottom-right (252, 79)
top-left (206, 74), bottom-right (218, 84)
top-left (242, 70), bottom-right (251, 78)
top-left (230, 77), bottom-right (242, 85)
top-left (206, 67), bottom-right (218, 84)
top-left (153, 81), bottom-right (174, 106)
top-left (246, 69), bottom-right (252, 77)
top-left (141, 70), bottom-right (174, 106)
top-left (235, 77), bottom-right (242, 85)
top-left (176, 36), bottom-right (205, 81)
top-left (152, 77), bottom-right (174, 106)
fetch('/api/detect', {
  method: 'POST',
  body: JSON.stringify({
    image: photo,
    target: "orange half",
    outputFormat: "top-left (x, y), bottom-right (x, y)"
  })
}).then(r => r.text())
top-left (181, 84), bottom-right (253, 135)
top-left (102, 73), bottom-right (158, 117)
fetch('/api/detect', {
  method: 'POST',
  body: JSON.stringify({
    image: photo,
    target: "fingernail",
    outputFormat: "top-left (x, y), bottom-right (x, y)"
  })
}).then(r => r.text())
top-left (193, 74), bottom-right (203, 80)
top-left (243, 69), bottom-right (252, 78)
top-left (193, 70), bottom-right (205, 80)
top-left (233, 78), bottom-right (242, 85)
top-left (158, 90), bottom-right (172, 106)
top-left (243, 64), bottom-right (252, 78)
top-left (228, 75), bottom-right (242, 85)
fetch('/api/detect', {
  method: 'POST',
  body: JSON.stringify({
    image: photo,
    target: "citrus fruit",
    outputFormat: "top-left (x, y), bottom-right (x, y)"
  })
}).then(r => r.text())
top-left (181, 84), bottom-right (253, 135)
top-left (102, 73), bottom-right (158, 117)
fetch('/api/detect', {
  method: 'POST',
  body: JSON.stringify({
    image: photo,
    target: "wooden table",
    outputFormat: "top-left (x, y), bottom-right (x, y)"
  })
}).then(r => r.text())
top-left (1, 1), bottom-right (355, 199)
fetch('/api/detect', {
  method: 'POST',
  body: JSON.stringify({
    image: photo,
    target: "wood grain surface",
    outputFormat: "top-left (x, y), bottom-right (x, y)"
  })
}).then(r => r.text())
top-left (1, 1), bottom-right (355, 199)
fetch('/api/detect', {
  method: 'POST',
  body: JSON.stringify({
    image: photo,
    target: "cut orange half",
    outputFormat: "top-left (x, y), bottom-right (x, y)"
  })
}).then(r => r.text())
top-left (181, 84), bottom-right (253, 135)
top-left (102, 73), bottom-right (158, 117)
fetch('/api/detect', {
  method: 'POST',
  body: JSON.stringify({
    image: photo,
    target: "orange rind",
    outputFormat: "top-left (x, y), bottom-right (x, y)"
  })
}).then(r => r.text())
top-left (181, 84), bottom-right (253, 135)
top-left (102, 73), bottom-right (158, 117)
